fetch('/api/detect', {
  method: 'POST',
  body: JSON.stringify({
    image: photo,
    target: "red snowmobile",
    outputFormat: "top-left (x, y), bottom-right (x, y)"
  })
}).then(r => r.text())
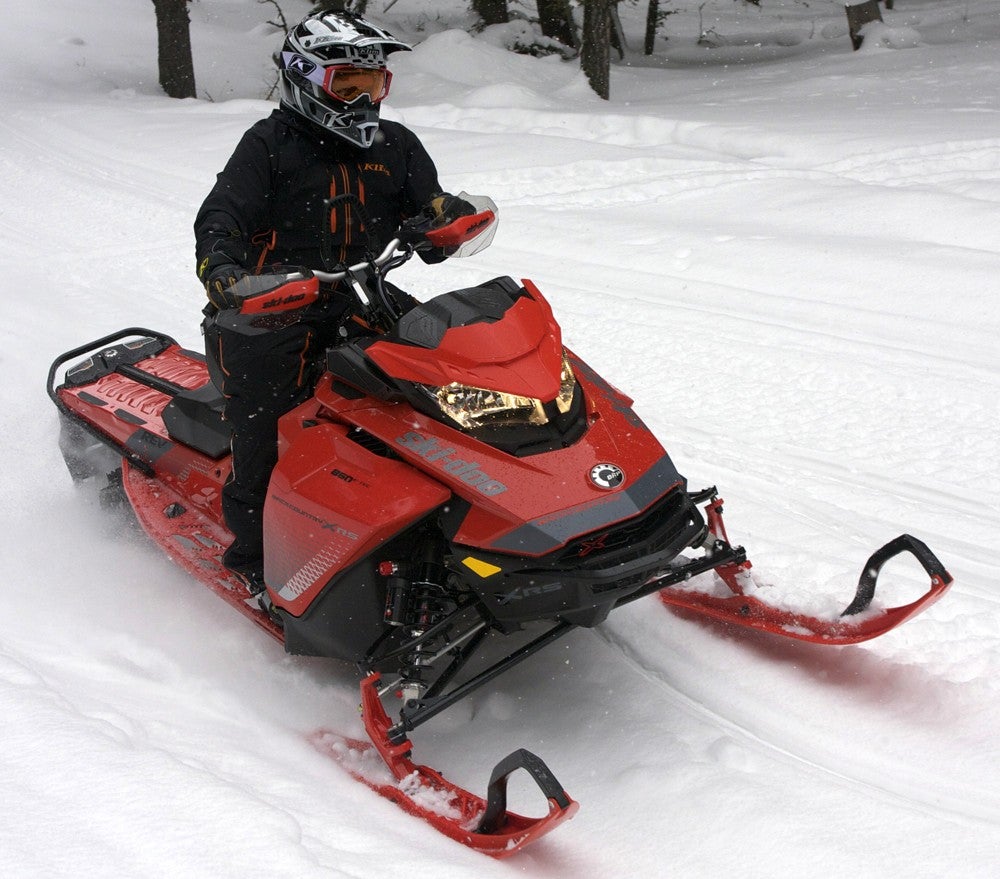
top-left (48, 196), bottom-right (952, 856)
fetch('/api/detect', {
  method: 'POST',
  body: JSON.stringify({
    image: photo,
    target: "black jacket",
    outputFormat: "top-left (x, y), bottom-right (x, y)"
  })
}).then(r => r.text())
top-left (195, 108), bottom-right (442, 275)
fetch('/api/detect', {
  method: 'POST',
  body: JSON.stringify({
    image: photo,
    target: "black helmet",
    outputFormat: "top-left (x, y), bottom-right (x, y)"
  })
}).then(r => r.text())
top-left (276, 12), bottom-right (410, 148)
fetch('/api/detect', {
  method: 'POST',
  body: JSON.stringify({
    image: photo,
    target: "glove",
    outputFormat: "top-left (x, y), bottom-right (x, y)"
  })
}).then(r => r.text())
top-left (199, 255), bottom-right (249, 311)
top-left (398, 193), bottom-right (478, 250)
top-left (205, 265), bottom-right (249, 310)
top-left (426, 193), bottom-right (476, 228)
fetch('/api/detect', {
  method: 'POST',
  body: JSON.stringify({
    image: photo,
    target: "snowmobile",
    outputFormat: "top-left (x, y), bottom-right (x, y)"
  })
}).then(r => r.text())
top-left (48, 195), bottom-right (952, 856)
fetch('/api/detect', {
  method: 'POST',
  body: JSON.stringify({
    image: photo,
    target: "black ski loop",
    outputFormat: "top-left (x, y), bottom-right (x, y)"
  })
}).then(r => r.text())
top-left (477, 749), bottom-right (571, 835)
top-left (842, 533), bottom-right (953, 616)
top-left (689, 485), bottom-right (719, 505)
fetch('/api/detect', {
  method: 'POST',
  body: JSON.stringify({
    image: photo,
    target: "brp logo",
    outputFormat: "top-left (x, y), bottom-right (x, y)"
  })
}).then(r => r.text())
top-left (590, 463), bottom-right (624, 490)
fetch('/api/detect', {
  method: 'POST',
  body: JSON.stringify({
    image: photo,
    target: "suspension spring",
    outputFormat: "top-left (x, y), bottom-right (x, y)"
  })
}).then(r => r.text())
top-left (378, 549), bottom-right (457, 697)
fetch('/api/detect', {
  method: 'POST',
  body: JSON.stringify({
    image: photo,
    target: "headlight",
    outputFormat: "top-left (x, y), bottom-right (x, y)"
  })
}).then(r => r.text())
top-left (426, 350), bottom-right (576, 429)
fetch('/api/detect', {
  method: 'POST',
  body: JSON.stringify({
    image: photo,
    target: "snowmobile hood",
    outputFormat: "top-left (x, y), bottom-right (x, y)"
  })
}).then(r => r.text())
top-left (364, 282), bottom-right (564, 401)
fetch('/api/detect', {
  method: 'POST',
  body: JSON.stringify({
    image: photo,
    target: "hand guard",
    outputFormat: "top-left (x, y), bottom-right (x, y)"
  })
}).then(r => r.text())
top-left (399, 192), bottom-right (477, 248)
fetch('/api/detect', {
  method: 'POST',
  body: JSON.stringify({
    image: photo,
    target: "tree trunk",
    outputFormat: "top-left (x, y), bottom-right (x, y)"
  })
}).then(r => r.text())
top-left (152, 0), bottom-right (196, 99)
top-left (581, 0), bottom-right (611, 100)
top-left (644, 0), bottom-right (660, 55)
top-left (845, 0), bottom-right (883, 51)
top-left (472, 0), bottom-right (509, 27)
top-left (537, 0), bottom-right (578, 49)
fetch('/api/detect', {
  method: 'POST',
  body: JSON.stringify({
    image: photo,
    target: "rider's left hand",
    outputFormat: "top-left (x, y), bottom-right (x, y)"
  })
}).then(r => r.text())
top-left (426, 193), bottom-right (476, 228)
top-left (398, 193), bottom-right (477, 254)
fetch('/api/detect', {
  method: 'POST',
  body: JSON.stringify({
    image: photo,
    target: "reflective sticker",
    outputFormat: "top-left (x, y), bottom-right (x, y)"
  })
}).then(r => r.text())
top-left (461, 556), bottom-right (503, 578)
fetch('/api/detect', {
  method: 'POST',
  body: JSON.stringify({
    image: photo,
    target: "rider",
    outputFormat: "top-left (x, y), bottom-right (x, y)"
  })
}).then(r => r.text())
top-left (194, 10), bottom-right (474, 607)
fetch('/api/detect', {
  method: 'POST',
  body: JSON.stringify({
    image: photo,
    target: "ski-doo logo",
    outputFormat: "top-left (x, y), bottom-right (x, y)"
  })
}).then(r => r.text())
top-left (259, 291), bottom-right (307, 311)
top-left (590, 463), bottom-right (625, 490)
top-left (396, 431), bottom-right (508, 496)
top-left (465, 215), bottom-right (491, 235)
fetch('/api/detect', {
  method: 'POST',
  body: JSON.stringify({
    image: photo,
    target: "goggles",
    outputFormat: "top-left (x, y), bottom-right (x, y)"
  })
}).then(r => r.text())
top-left (284, 53), bottom-right (391, 103)
top-left (324, 65), bottom-right (391, 102)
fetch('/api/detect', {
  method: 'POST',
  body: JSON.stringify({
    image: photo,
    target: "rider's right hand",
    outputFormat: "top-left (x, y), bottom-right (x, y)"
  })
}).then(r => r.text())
top-left (203, 263), bottom-right (249, 310)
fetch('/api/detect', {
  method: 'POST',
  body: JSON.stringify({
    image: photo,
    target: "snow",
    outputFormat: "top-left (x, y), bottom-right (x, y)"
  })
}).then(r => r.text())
top-left (2, 0), bottom-right (999, 875)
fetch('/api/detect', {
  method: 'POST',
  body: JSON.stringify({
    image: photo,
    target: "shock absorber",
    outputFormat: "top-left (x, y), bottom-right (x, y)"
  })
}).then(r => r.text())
top-left (380, 561), bottom-right (412, 627)
top-left (378, 541), bottom-right (454, 704)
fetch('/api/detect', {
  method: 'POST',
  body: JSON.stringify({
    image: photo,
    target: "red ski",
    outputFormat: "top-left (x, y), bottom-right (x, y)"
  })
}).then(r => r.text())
top-left (656, 495), bottom-right (953, 644)
top-left (311, 674), bottom-right (577, 857)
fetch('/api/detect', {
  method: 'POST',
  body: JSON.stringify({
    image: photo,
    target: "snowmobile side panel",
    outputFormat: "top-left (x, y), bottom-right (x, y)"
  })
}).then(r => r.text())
top-left (265, 413), bottom-right (451, 619)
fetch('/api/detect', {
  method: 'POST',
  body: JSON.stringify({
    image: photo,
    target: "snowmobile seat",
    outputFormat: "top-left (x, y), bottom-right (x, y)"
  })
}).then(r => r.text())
top-left (161, 382), bottom-right (231, 459)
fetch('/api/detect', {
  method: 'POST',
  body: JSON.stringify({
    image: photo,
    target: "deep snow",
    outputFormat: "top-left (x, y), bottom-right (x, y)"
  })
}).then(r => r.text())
top-left (2, 1), bottom-right (999, 876)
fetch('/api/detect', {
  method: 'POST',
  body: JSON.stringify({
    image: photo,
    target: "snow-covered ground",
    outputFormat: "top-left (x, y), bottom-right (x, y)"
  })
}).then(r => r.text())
top-left (2, 0), bottom-right (999, 876)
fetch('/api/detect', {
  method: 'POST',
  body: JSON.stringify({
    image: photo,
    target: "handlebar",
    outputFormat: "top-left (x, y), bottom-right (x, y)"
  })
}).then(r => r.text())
top-left (312, 237), bottom-right (406, 285)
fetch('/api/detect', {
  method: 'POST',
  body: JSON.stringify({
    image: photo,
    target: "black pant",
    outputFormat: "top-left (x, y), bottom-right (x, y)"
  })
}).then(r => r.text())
top-left (203, 307), bottom-right (345, 575)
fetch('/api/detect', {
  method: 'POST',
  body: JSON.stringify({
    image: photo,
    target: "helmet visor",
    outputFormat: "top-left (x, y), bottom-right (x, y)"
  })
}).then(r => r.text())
top-left (322, 65), bottom-right (391, 103)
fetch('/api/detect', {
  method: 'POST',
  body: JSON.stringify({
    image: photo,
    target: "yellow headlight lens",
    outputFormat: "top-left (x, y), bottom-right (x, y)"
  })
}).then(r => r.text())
top-left (431, 351), bottom-right (576, 429)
